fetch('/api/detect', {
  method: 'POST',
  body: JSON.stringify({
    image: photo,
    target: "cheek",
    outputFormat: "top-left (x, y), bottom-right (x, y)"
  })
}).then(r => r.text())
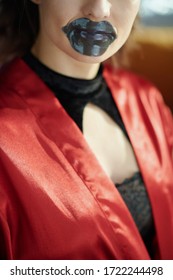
top-left (39, 1), bottom-right (67, 32)
top-left (39, 0), bottom-right (78, 27)
top-left (112, 2), bottom-right (139, 38)
top-left (39, 4), bottom-right (67, 44)
top-left (111, 0), bottom-right (140, 25)
top-left (109, 2), bottom-right (139, 53)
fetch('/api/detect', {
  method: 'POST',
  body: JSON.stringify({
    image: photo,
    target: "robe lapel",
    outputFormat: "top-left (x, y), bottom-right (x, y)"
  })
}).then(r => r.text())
top-left (103, 65), bottom-right (173, 259)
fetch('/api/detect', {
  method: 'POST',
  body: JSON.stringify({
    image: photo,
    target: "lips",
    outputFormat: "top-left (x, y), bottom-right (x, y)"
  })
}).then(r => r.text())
top-left (62, 18), bottom-right (117, 57)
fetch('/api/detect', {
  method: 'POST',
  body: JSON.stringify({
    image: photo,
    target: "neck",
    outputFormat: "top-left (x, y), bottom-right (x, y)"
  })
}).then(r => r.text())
top-left (31, 37), bottom-right (100, 80)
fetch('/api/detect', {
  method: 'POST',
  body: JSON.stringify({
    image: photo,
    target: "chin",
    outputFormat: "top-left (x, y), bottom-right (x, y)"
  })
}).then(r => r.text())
top-left (68, 46), bottom-right (119, 65)
top-left (73, 54), bottom-right (107, 64)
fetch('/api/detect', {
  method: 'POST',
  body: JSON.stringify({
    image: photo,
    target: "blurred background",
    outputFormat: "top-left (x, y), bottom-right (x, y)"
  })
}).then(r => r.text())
top-left (128, 0), bottom-right (173, 111)
top-left (140, 0), bottom-right (173, 27)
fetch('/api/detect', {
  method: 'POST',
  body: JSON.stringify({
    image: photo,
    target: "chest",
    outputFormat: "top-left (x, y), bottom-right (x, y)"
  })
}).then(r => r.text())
top-left (83, 103), bottom-right (139, 184)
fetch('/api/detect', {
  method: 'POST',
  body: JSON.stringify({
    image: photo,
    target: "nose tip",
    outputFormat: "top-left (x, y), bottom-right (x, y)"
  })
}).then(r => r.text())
top-left (83, 0), bottom-right (112, 20)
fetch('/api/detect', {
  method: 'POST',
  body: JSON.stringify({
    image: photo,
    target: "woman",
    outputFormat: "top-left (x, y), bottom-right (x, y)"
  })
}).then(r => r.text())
top-left (0, 0), bottom-right (172, 260)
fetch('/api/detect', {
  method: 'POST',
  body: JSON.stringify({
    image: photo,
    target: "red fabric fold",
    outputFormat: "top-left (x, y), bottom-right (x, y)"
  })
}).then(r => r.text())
top-left (0, 59), bottom-right (172, 259)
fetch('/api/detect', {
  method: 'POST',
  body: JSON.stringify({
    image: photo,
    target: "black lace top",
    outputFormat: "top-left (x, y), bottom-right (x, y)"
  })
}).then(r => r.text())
top-left (23, 53), bottom-right (155, 256)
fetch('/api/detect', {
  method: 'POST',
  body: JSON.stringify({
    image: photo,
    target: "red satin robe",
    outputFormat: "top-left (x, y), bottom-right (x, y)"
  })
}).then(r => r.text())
top-left (0, 59), bottom-right (173, 260)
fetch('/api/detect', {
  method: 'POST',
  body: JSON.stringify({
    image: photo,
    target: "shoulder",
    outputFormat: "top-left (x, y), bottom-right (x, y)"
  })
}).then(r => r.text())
top-left (0, 57), bottom-right (45, 112)
top-left (104, 64), bottom-right (159, 95)
top-left (0, 59), bottom-right (38, 145)
top-left (0, 59), bottom-right (27, 105)
top-left (0, 60), bottom-right (29, 124)
top-left (104, 64), bottom-right (173, 149)
top-left (103, 64), bottom-right (167, 110)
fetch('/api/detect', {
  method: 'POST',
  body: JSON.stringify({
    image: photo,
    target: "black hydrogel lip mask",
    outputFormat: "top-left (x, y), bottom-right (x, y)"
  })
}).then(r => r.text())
top-left (62, 18), bottom-right (117, 57)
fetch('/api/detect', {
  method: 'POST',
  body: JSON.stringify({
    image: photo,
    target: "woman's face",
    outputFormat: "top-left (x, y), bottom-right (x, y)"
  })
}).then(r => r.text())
top-left (32, 0), bottom-right (140, 63)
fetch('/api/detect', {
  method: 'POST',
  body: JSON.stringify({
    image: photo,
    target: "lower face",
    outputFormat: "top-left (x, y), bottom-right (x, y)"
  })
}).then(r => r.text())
top-left (33, 0), bottom-right (140, 63)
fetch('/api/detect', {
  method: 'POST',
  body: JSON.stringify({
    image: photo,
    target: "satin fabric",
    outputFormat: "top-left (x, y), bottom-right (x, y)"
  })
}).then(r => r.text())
top-left (0, 59), bottom-right (172, 260)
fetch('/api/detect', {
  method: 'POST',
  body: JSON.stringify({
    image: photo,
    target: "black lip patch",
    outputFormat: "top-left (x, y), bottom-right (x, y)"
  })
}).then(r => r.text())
top-left (62, 18), bottom-right (117, 57)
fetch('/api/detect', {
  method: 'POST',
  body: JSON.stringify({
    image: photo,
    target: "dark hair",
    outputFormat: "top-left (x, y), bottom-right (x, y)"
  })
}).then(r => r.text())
top-left (0, 0), bottom-right (39, 63)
